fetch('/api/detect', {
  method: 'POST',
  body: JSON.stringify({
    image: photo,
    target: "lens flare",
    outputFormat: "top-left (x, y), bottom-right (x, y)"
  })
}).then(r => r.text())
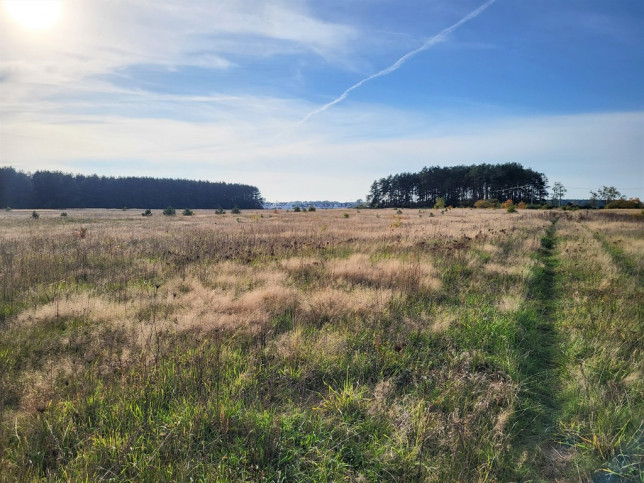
top-left (3, 0), bottom-right (62, 30)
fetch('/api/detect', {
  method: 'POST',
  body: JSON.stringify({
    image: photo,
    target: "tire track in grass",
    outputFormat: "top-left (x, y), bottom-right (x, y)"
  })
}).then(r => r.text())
top-left (507, 216), bottom-right (564, 478)
top-left (587, 226), bottom-right (644, 482)
top-left (592, 231), bottom-right (643, 283)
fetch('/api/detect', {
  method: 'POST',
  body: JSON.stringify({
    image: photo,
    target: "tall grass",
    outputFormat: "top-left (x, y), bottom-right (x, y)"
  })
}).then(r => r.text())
top-left (0, 208), bottom-right (641, 480)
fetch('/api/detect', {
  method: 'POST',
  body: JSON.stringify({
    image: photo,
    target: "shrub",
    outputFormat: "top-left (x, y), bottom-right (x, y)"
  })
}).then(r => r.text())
top-left (293, 206), bottom-right (301, 212)
top-left (507, 205), bottom-right (517, 213)
top-left (182, 208), bottom-right (194, 216)
top-left (606, 198), bottom-right (642, 209)
top-left (231, 206), bottom-right (241, 214)
top-left (474, 199), bottom-right (496, 209)
top-left (343, 213), bottom-right (350, 218)
top-left (434, 197), bottom-right (446, 209)
top-left (163, 206), bottom-right (176, 216)
top-left (215, 208), bottom-right (225, 215)
top-left (396, 209), bottom-right (403, 214)
top-left (517, 201), bottom-right (527, 209)
top-left (122, 207), bottom-right (128, 211)
top-left (31, 211), bottom-right (39, 219)
top-left (142, 209), bottom-right (152, 217)
top-left (501, 199), bottom-right (514, 209)
top-left (5, 207), bottom-right (11, 211)
top-left (308, 206), bottom-right (316, 212)
top-left (563, 204), bottom-right (579, 211)
top-left (60, 212), bottom-right (68, 217)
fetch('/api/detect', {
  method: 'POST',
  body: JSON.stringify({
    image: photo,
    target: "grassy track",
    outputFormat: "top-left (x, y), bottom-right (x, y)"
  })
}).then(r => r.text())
top-left (503, 216), bottom-right (563, 479)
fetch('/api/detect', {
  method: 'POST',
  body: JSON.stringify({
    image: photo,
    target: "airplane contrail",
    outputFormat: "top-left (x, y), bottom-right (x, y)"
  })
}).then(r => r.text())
top-left (297, 0), bottom-right (498, 125)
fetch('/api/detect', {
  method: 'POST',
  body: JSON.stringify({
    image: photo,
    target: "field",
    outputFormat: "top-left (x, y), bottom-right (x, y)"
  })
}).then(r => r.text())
top-left (0, 207), bottom-right (642, 481)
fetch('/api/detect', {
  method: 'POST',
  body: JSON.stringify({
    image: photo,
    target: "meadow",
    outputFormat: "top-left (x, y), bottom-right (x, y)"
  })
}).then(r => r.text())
top-left (0, 207), bottom-right (642, 481)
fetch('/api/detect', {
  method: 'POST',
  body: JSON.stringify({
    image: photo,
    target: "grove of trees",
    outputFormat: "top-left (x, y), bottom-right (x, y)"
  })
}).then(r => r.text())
top-left (367, 163), bottom-right (548, 208)
top-left (0, 167), bottom-right (263, 209)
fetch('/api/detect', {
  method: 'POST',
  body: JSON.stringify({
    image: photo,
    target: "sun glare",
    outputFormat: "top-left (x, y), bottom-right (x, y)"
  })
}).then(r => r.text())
top-left (3, 0), bottom-right (61, 30)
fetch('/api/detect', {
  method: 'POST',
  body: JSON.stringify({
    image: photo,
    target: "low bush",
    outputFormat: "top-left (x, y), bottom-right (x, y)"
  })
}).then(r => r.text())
top-left (142, 209), bottom-right (152, 216)
top-left (605, 198), bottom-right (642, 209)
top-left (474, 199), bottom-right (497, 209)
top-left (163, 206), bottom-right (176, 216)
top-left (501, 199), bottom-right (514, 209)
top-left (231, 206), bottom-right (241, 214)
top-left (182, 208), bottom-right (194, 216)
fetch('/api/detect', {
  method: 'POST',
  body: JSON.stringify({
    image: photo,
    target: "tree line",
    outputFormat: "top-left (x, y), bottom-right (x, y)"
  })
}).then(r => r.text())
top-left (367, 163), bottom-right (548, 208)
top-left (0, 167), bottom-right (263, 209)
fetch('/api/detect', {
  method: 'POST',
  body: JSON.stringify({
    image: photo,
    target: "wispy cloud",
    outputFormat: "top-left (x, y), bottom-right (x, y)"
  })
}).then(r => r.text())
top-left (0, 0), bottom-right (357, 106)
top-left (3, 102), bottom-right (641, 200)
top-left (297, 0), bottom-right (497, 125)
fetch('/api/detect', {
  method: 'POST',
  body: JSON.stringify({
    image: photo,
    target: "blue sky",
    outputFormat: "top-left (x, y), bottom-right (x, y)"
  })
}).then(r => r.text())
top-left (1, 0), bottom-right (642, 201)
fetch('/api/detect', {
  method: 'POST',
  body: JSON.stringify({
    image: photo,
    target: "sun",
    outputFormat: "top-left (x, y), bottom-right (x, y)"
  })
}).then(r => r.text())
top-left (3, 0), bottom-right (62, 30)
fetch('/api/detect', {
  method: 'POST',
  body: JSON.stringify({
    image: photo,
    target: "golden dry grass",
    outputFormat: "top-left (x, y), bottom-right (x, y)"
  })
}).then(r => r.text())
top-left (0, 207), bottom-right (549, 340)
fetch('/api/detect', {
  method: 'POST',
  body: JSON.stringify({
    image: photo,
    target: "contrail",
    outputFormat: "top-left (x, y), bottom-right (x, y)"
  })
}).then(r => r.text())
top-left (297, 0), bottom-right (497, 125)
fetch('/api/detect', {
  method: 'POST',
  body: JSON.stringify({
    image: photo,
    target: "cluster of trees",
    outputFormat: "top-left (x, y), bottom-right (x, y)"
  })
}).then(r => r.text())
top-left (0, 167), bottom-right (263, 209)
top-left (588, 186), bottom-right (641, 209)
top-left (367, 163), bottom-right (548, 208)
top-left (550, 183), bottom-right (641, 209)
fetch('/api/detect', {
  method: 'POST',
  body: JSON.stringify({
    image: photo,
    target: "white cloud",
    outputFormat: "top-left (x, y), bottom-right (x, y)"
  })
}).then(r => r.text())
top-left (2, 97), bottom-right (642, 200)
top-left (0, 0), bottom-right (357, 104)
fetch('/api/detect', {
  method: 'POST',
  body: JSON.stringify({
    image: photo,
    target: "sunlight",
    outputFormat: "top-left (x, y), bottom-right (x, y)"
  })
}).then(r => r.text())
top-left (3, 0), bottom-right (61, 30)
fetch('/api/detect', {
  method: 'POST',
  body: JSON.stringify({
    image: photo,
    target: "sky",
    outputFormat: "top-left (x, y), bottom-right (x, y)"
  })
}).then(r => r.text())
top-left (1, 0), bottom-right (642, 202)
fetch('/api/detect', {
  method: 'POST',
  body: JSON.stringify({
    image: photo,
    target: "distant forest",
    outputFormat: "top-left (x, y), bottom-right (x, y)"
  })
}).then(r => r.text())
top-left (0, 167), bottom-right (263, 209)
top-left (367, 163), bottom-right (548, 208)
